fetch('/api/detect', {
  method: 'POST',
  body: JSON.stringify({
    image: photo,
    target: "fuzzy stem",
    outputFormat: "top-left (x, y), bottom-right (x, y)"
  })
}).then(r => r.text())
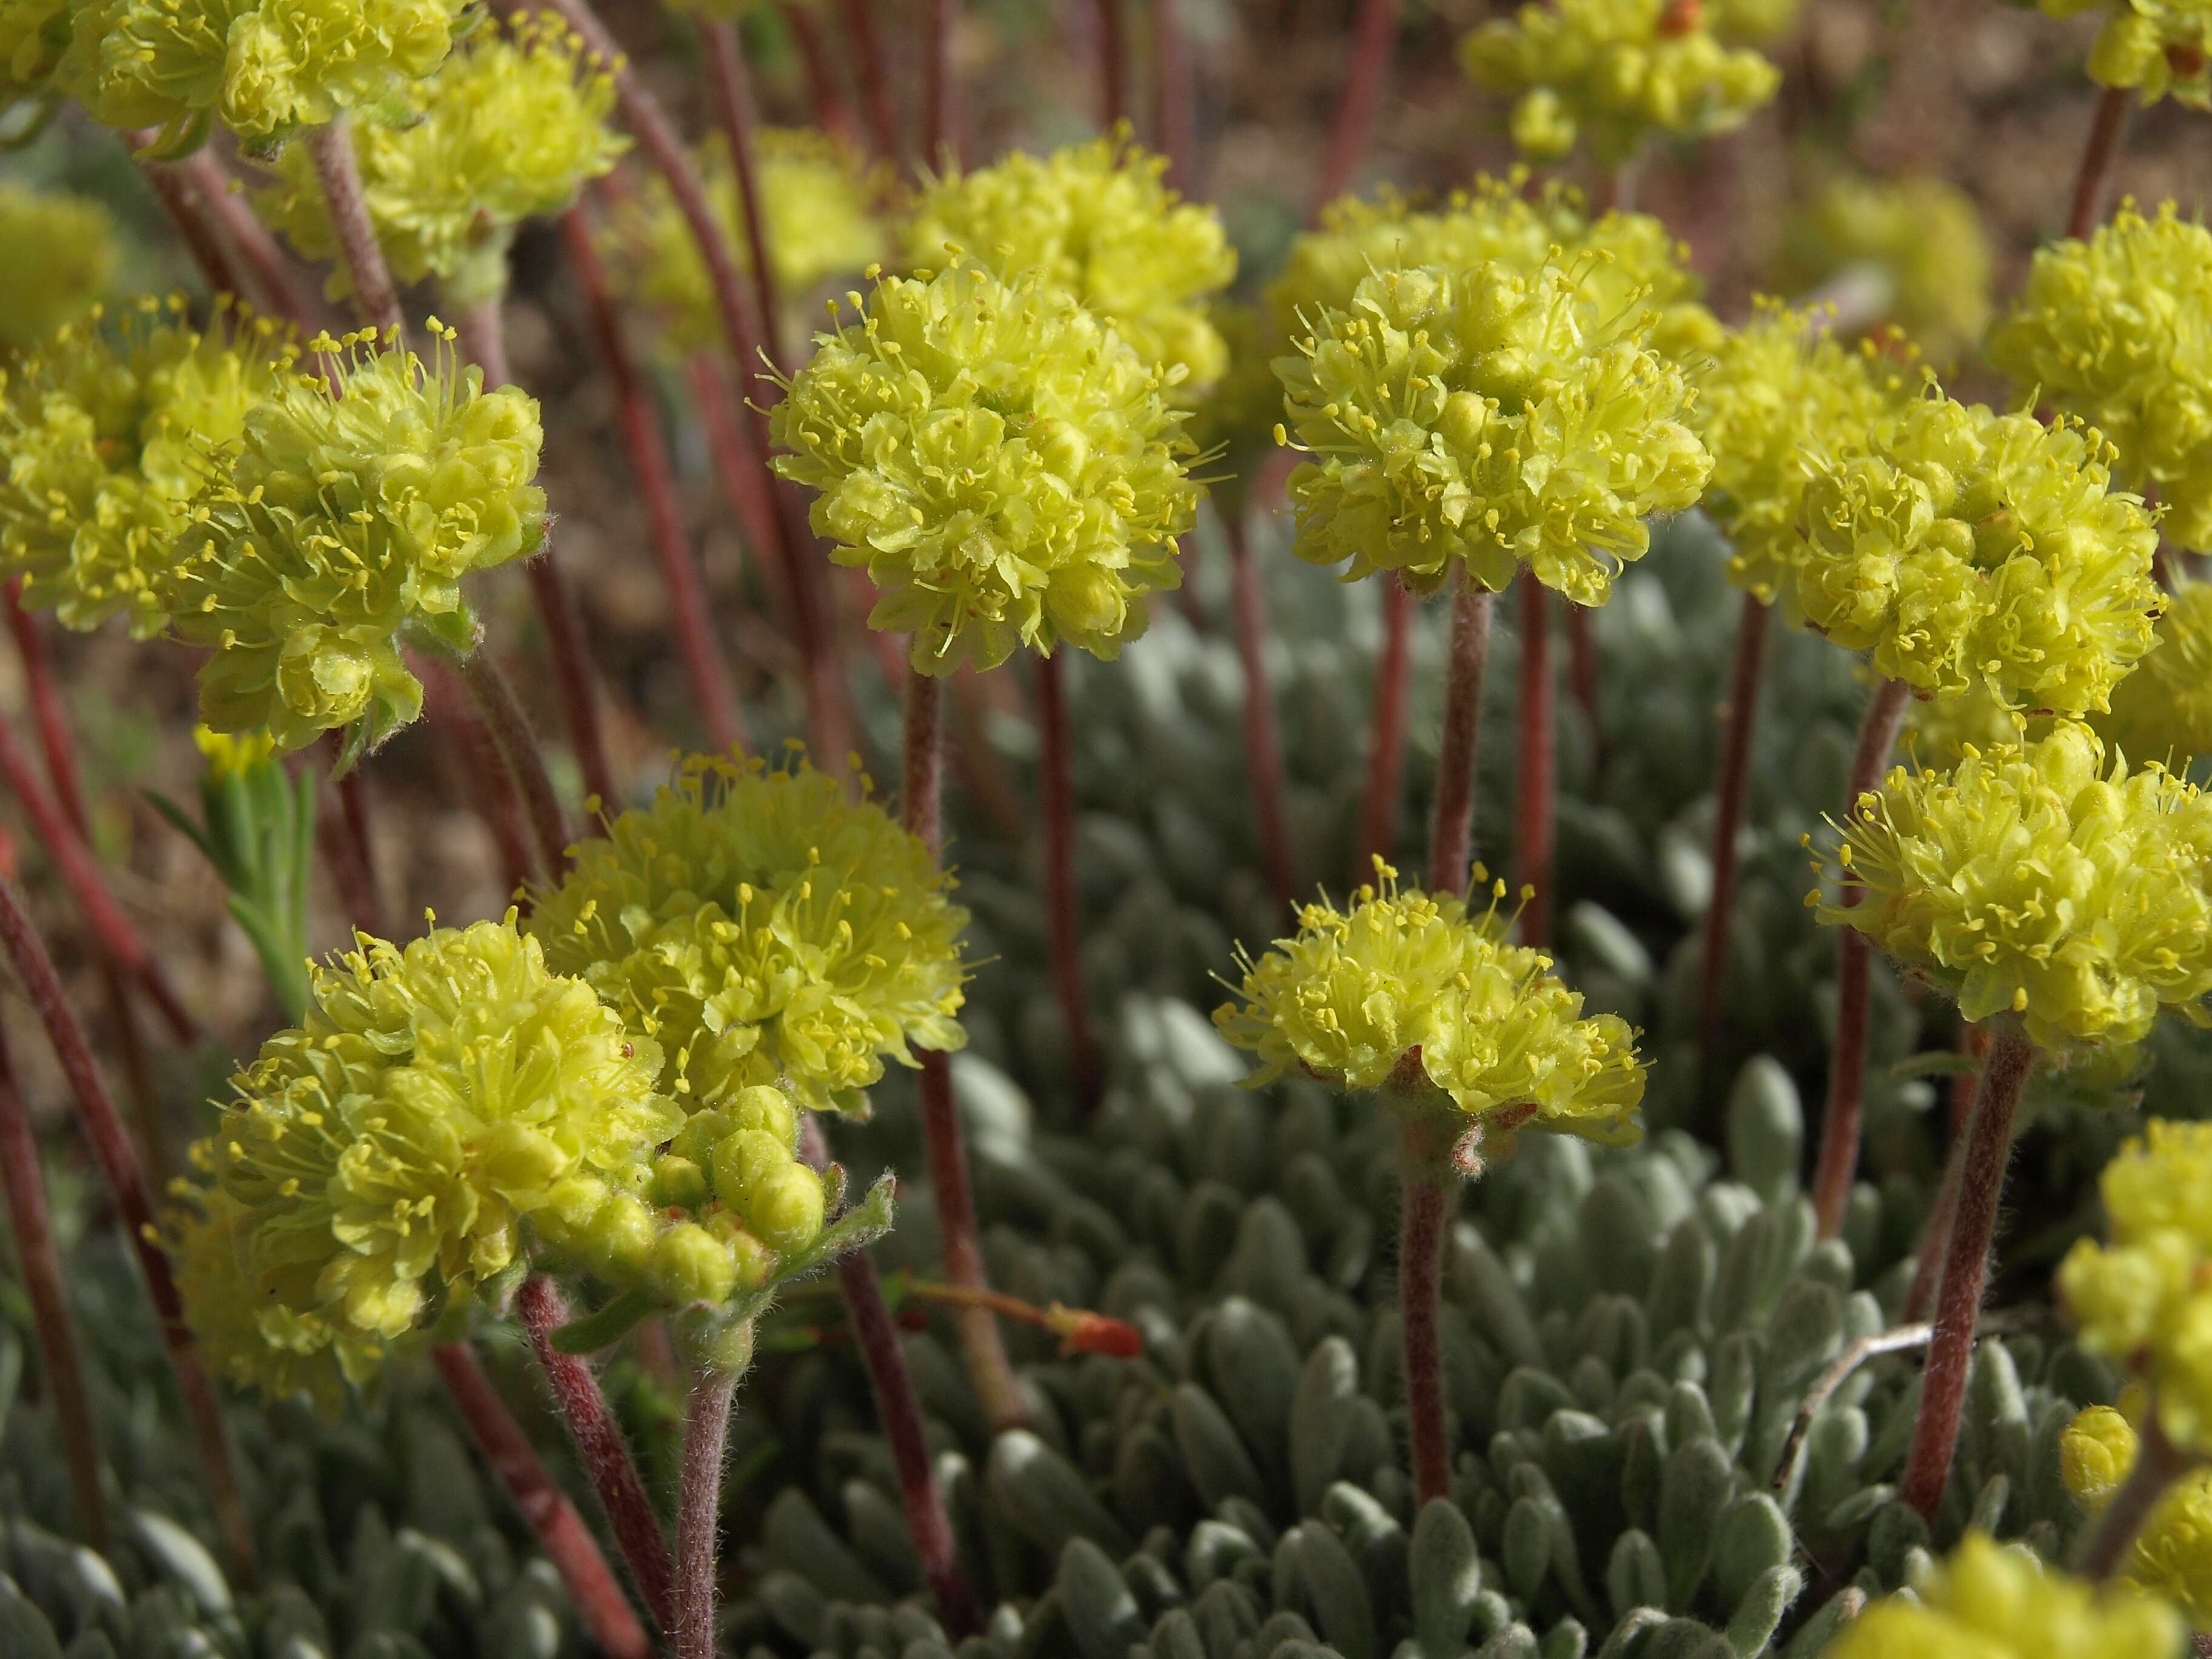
top-left (1398, 1148), bottom-right (1452, 1507)
top-left (778, 0), bottom-right (859, 144)
top-left (183, 150), bottom-right (318, 329)
top-left (902, 665), bottom-right (947, 853)
top-left (838, 0), bottom-right (902, 164)
top-left (1355, 578), bottom-right (1415, 884)
top-left (706, 20), bottom-right (789, 373)
top-left (688, 357), bottom-right (792, 625)
top-left (423, 661), bottom-right (535, 899)
top-left (559, 211), bottom-right (749, 759)
top-left (1898, 1024), bottom-right (2034, 1523)
top-left (1034, 652), bottom-right (1103, 1113)
top-left (1809, 674), bottom-right (1914, 1239)
top-left (1427, 578), bottom-right (1498, 897)
top-left (429, 635), bottom-right (571, 880)
top-left (2079, 1410), bottom-right (2194, 1581)
top-left (431, 1342), bottom-right (651, 1659)
top-left (1564, 601), bottom-right (1600, 765)
top-left (1512, 575), bottom-right (1555, 947)
top-left (1313, 0), bottom-right (1398, 215)
top-left (1697, 593), bottom-right (1770, 1083)
top-left (1902, 1111), bottom-right (1968, 1326)
top-left (674, 1366), bottom-right (737, 1659)
top-left (517, 1276), bottom-right (675, 1633)
top-left (1094, 0), bottom-right (1125, 126)
top-left (1225, 512), bottom-right (1296, 911)
top-left (1151, 0), bottom-right (1194, 192)
top-left (0, 873), bottom-right (253, 1577)
top-left (2068, 86), bottom-right (2132, 240)
top-left (925, 0), bottom-right (960, 169)
top-left (0, 1024), bottom-right (106, 1550)
top-left (135, 144), bottom-right (252, 304)
top-left (304, 119), bottom-right (405, 340)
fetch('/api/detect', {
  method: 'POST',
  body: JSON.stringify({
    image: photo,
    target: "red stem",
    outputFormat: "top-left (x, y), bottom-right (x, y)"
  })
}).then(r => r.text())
top-left (304, 119), bottom-right (405, 341)
top-left (432, 1342), bottom-right (651, 1659)
top-left (181, 150), bottom-right (319, 330)
top-left (925, 0), bottom-right (960, 169)
top-left (1355, 577), bottom-right (1415, 885)
top-left (1225, 514), bottom-right (1296, 911)
top-left (1152, 0), bottom-right (1194, 192)
top-left (517, 1276), bottom-right (675, 1634)
top-left (0, 873), bottom-right (254, 1577)
top-left (423, 661), bottom-right (535, 900)
top-left (559, 210), bottom-right (748, 758)
top-left (1512, 576), bottom-right (1555, 947)
top-left (2068, 87), bottom-right (2131, 240)
top-left (1697, 593), bottom-right (1769, 1082)
top-left (674, 1367), bottom-right (736, 1659)
top-left (1398, 1154), bottom-right (1452, 1507)
top-left (1809, 675), bottom-right (1914, 1239)
top-left (838, 0), bottom-right (903, 165)
top-left (0, 1023), bottom-right (106, 1550)
top-left (134, 144), bottom-right (252, 305)
top-left (1313, 0), bottom-right (1398, 217)
top-left (777, 0), bottom-right (859, 146)
top-left (1427, 580), bottom-right (1498, 897)
top-left (1899, 1025), bottom-right (2034, 1523)
top-left (1094, 0), bottom-right (1125, 127)
top-left (706, 21), bottom-right (789, 373)
top-left (445, 641), bottom-right (572, 880)
top-left (902, 665), bottom-right (945, 853)
top-left (327, 759), bottom-right (386, 937)
top-left (1034, 652), bottom-right (1103, 1112)
top-left (1902, 1113), bottom-right (1968, 1326)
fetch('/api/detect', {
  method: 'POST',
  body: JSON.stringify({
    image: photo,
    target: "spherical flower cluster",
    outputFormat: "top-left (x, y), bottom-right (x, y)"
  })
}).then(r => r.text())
top-left (58, 0), bottom-right (462, 149)
top-left (2063, 1403), bottom-right (2212, 1627)
top-left (1458, 0), bottom-right (1781, 164)
top-left (1278, 260), bottom-right (1711, 604)
top-left (1, 297), bottom-right (297, 635)
top-left (1795, 394), bottom-right (2161, 714)
top-left (0, 182), bottom-right (115, 358)
top-left (647, 1085), bottom-right (827, 1297)
top-left (1815, 723), bottom-right (2212, 1051)
top-left (1987, 204), bottom-right (2212, 552)
top-left (2059, 1121), bottom-right (2212, 1452)
top-left (1823, 1532), bottom-right (2184, 1659)
top-left (526, 754), bottom-right (970, 1115)
top-left (769, 261), bottom-right (1201, 674)
top-left (606, 127), bottom-right (886, 352)
top-left (2040, 0), bottom-right (2212, 106)
top-left (1773, 174), bottom-right (1993, 366)
top-left (165, 324), bottom-right (545, 758)
top-left (1212, 862), bottom-right (1647, 1146)
top-left (252, 10), bottom-right (623, 306)
top-left (902, 133), bottom-right (1236, 394)
top-left (2098, 576), bottom-right (2212, 765)
top-left (1691, 303), bottom-right (1920, 602)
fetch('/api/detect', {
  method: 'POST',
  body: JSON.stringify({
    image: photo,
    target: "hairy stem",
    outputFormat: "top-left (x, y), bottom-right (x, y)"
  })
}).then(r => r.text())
top-left (1427, 578), bottom-right (1498, 897)
top-left (1034, 652), bottom-right (1103, 1112)
top-left (778, 0), bottom-right (858, 144)
top-left (304, 119), bottom-right (405, 340)
top-left (429, 634), bottom-right (571, 880)
top-left (1225, 512), bottom-right (1296, 911)
top-left (1313, 0), bottom-right (1398, 214)
top-left (1697, 593), bottom-right (1770, 1084)
top-left (674, 1366), bottom-right (737, 1659)
top-left (1398, 1148), bottom-right (1452, 1507)
top-left (1513, 575), bottom-right (1555, 947)
top-left (2068, 86), bottom-right (2131, 240)
top-left (183, 149), bottom-right (318, 329)
top-left (1355, 578), bottom-right (1415, 885)
top-left (1902, 1114), bottom-right (1968, 1326)
top-left (706, 20), bottom-right (789, 372)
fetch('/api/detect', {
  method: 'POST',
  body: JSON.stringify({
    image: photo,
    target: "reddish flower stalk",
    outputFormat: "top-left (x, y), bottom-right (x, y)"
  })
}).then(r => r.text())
top-left (1094, 0), bottom-right (1126, 126)
top-left (1312, 0), bottom-right (1398, 214)
top-left (1398, 1123), bottom-right (1453, 1507)
top-left (1151, 0), bottom-right (1194, 192)
top-left (0, 1023), bottom-right (106, 1550)
top-left (705, 21), bottom-right (789, 373)
top-left (1809, 675), bottom-right (1914, 1239)
top-left (891, 1275), bottom-right (1142, 1358)
top-left (925, 0), bottom-right (962, 169)
top-left (674, 1366), bottom-right (737, 1659)
top-left (181, 150), bottom-right (320, 330)
top-left (1696, 592), bottom-right (1770, 1083)
top-left (1224, 513), bottom-right (1296, 911)
top-left (559, 210), bottom-right (748, 759)
top-left (777, 0), bottom-right (859, 146)
top-left (1513, 575), bottom-right (1555, 948)
top-left (2069, 86), bottom-right (2132, 240)
top-left (1899, 1025), bottom-right (2034, 1523)
top-left (686, 355), bottom-right (791, 616)
top-left (1564, 601), bottom-right (1600, 764)
top-left (1903, 1118), bottom-right (1967, 1326)
top-left (133, 143), bottom-right (252, 305)
top-left (837, 0), bottom-right (903, 165)
top-left (517, 1276), bottom-right (675, 1634)
top-left (304, 119), bottom-right (406, 341)
top-left (443, 642), bottom-right (573, 880)
top-left (1355, 577), bottom-right (1415, 885)
top-left (431, 1342), bottom-right (651, 1659)
top-left (1033, 652), bottom-right (1103, 1113)
top-left (317, 743), bottom-right (386, 937)
top-left (423, 660), bottom-right (535, 899)
top-left (1427, 579), bottom-right (1498, 897)
top-left (0, 873), bottom-right (255, 1577)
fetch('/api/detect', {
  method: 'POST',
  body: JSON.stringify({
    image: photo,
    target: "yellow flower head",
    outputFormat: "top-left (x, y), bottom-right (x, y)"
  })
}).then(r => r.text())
top-left (164, 323), bottom-right (545, 758)
top-left (1458, 0), bottom-right (1781, 164)
top-left (605, 127), bottom-right (886, 352)
top-left (1988, 203), bottom-right (2212, 554)
top-left (526, 752), bottom-right (970, 1115)
top-left (0, 182), bottom-right (115, 358)
top-left (1, 296), bottom-right (297, 636)
top-left (902, 132), bottom-right (1236, 395)
top-left (2060, 1121), bottom-right (2212, 1453)
top-left (2042, 0), bottom-right (2212, 106)
top-left (769, 260), bottom-right (1201, 674)
top-left (1692, 302), bottom-right (1921, 602)
top-left (1773, 174), bottom-right (1994, 367)
top-left (1212, 862), bottom-right (1646, 1150)
top-left (58, 0), bottom-right (463, 147)
top-left (1278, 258), bottom-right (1712, 604)
top-left (1815, 723), bottom-right (2212, 1050)
top-left (1823, 1532), bottom-right (2184, 1659)
top-left (2063, 1400), bottom-right (2212, 1628)
top-left (2097, 575), bottom-right (2212, 765)
top-left (1795, 394), bottom-right (2161, 715)
top-left (253, 10), bottom-right (624, 306)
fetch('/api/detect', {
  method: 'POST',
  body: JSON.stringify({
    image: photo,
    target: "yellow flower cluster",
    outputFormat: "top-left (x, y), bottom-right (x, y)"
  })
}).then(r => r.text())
top-left (902, 133), bottom-right (1236, 394)
top-left (1988, 204), bottom-right (2212, 553)
top-left (1691, 303), bottom-right (1920, 602)
top-left (1773, 174), bottom-right (1993, 366)
top-left (1278, 259), bottom-right (1711, 604)
top-left (2060, 1121), bottom-right (2212, 1451)
top-left (1822, 1532), bottom-right (2183, 1659)
top-left (166, 325), bottom-right (545, 759)
top-left (1213, 862), bottom-right (1646, 1146)
top-left (2041, 0), bottom-right (2212, 106)
top-left (769, 261), bottom-right (1201, 674)
top-left (1795, 394), bottom-right (2160, 716)
top-left (0, 182), bottom-right (115, 358)
top-left (1, 297), bottom-right (297, 635)
top-left (607, 127), bottom-right (887, 352)
top-left (527, 754), bottom-right (970, 1115)
top-left (1459, 0), bottom-right (1781, 164)
top-left (253, 10), bottom-right (624, 306)
top-left (1817, 723), bottom-right (2212, 1051)
top-left (2063, 1403), bottom-right (2212, 1628)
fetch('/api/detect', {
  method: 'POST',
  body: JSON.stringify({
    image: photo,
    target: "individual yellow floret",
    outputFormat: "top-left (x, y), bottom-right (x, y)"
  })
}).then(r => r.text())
top-left (769, 260), bottom-right (1201, 674)
top-left (2063, 1401), bottom-right (2212, 1627)
top-left (0, 181), bottom-right (115, 358)
top-left (2042, 0), bottom-right (2212, 106)
top-left (1773, 174), bottom-right (1994, 366)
